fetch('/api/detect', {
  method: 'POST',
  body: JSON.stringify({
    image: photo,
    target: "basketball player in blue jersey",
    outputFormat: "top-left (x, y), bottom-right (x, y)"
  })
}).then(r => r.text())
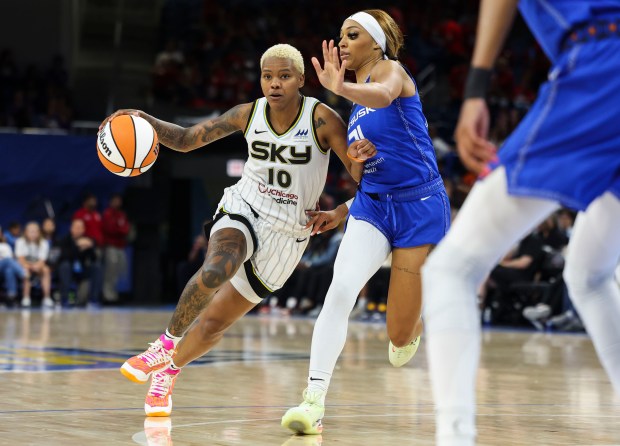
top-left (282, 9), bottom-right (450, 435)
top-left (422, 1), bottom-right (620, 444)
top-left (100, 44), bottom-right (376, 416)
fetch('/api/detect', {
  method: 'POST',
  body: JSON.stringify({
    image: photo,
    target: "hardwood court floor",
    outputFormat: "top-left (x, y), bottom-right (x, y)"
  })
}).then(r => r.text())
top-left (1, 308), bottom-right (619, 445)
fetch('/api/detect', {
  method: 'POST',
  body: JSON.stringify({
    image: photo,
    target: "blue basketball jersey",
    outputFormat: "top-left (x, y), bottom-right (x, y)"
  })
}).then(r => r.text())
top-left (519, 0), bottom-right (620, 62)
top-left (347, 70), bottom-right (440, 194)
top-left (495, 1), bottom-right (620, 210)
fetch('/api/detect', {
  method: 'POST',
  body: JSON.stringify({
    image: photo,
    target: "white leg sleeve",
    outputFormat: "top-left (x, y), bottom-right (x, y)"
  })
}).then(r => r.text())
top-left (563, 192), bottom-right (620, 394)
top-left (308, 217), bottom-right (391, 396)
top-left (422, 167), bottom-right (559, 445)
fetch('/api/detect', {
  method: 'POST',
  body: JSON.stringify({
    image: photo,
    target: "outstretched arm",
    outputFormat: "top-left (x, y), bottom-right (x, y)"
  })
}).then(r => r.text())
top-left (99, 103), bottom-right (253, 153)
top-left (312, 40), bottom-right (403, 108)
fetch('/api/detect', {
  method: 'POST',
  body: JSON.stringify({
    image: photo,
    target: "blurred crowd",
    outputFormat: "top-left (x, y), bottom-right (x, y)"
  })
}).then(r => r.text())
top-left (0, 50), bottom-right (74, 130)
top-left (0, 193), bottom-right (130, 309)
top-left (149, 0), bottom-right (550, 216)
top-left (150, 0), bottom-right (548, 134)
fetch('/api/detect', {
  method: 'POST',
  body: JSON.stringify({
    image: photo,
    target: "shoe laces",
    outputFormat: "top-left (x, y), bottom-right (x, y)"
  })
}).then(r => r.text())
top-left (302, 388), bottom-right (324, 406)
top-left (393, 339), bottom-right (415, 357)
top-left (148, 370), bottom-right (176, 398)
top-left (139, 339), bottom-right (172, 366)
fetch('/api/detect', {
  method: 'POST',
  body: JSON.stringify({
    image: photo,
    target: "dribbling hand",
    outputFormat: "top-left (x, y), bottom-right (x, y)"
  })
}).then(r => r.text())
top-left (98, 109), bottom-right (142, 132)
top-left (454, 98), bottom-right (497, 175)
top-left (311, 40), bottom-right (346, 95)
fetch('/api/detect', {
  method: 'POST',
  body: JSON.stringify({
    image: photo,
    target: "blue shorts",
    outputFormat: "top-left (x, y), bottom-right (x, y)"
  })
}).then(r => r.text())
top-left (349, 179), bottom-right (450, 249)
top-left (499, 37), bottom-right (620, 211)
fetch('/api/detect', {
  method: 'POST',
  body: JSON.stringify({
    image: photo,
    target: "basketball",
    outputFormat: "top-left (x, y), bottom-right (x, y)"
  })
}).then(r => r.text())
top-left (96, 114), bottom-right (159, 177)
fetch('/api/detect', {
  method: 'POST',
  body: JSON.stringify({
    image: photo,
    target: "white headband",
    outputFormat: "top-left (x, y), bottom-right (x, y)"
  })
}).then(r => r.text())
top-left (348, 11), bottom-right (388, 59)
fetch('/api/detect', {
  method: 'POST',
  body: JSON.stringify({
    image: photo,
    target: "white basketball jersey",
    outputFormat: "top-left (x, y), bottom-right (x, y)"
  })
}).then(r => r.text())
top-left (230, 96), bottom-right (330, 234)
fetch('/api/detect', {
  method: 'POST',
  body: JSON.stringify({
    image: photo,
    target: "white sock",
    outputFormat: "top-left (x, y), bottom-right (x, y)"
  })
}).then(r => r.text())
top-left (307, 370), bottom-right (331, 405)
top-left (169, 359), bottom-right (182, 371)
top-left (165, 329), bottom-right (183, 347)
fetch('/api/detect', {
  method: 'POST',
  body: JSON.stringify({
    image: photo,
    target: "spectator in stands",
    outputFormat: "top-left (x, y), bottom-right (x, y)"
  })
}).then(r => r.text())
top-left (57, 219), bottom-right (101, 307)
top-left (102, 194), bottom-right (130, 303)
top-left (41, 217), bottom-right (61, 274)
top-left (41, 218), bottom-right (56, 245)
top-left (0, 227), bottom-right (26, 306)
top-left (481, 232), bottom-right (545, 302)
top-left (556, 209), bottom-right (575, 240)
top-left (536, 214), bottom-right (569, 250)
top-left (15, 221), bottom-right (52, 308)
top-left (73, 193), bottom-right (103, 246)
top-left (523, 209), bottom-right (579, 331)
top-left (3, 221), bottom-right (21, 251)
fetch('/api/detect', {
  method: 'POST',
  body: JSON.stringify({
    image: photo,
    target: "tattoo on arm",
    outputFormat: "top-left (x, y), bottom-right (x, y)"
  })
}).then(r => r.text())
top-left (148, 104), bottom-right (249, 153)
top-left (193, 104), bottom-right (249, 146)
top-left (166, 229), bottom-right (247, 335)
top-left (314, 117), bottom-right (327, 130)
top-left (149, 120), bottom-right (187, 150)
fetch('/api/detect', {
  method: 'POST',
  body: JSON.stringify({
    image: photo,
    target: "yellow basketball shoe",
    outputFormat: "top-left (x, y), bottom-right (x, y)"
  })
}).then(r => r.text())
top-left (145, 366), bottom-right (180, 417)
top-left (388, 336), bottom-right (421, 367)
top-left (121, 334), bottom-right (176, 383)
top-left (281, 389), bottom-right (325, 435)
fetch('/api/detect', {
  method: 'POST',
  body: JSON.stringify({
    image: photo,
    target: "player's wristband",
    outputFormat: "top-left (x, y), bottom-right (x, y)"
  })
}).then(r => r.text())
top-left (345, 198), bottom-right (354, 209)
top-left (347, 151), bottom-right (366, 163)
top-left (463, 67), bottom-right (492, 99)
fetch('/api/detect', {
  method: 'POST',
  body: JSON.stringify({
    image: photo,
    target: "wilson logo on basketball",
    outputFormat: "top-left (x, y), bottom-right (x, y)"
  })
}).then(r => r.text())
top-left (98, 130), bottom-right (113, 156)
top-left (96, 114), bottom-right (159, 177)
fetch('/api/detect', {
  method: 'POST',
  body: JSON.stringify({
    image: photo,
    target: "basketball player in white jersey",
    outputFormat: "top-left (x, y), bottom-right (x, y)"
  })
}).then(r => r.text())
top-left (99, 44), bottom-right (376, 416)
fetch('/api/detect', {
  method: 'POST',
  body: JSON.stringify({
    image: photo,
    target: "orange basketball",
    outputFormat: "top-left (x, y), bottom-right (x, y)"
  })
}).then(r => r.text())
top-left (96, 114), bottom-right (159, 177)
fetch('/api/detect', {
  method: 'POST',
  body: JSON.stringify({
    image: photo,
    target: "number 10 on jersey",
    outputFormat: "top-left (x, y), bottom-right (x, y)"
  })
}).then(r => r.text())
top-left (268, 168), bottom-right (292, 188)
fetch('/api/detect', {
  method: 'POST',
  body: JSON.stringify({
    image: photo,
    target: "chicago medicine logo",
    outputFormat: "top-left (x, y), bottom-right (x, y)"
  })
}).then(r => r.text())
top-left (258, 183), bottom-right (298, 206)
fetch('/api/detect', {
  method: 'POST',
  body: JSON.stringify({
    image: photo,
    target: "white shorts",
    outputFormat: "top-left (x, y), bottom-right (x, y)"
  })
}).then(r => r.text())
top-left (207, 187), bottom-right (310, 304)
